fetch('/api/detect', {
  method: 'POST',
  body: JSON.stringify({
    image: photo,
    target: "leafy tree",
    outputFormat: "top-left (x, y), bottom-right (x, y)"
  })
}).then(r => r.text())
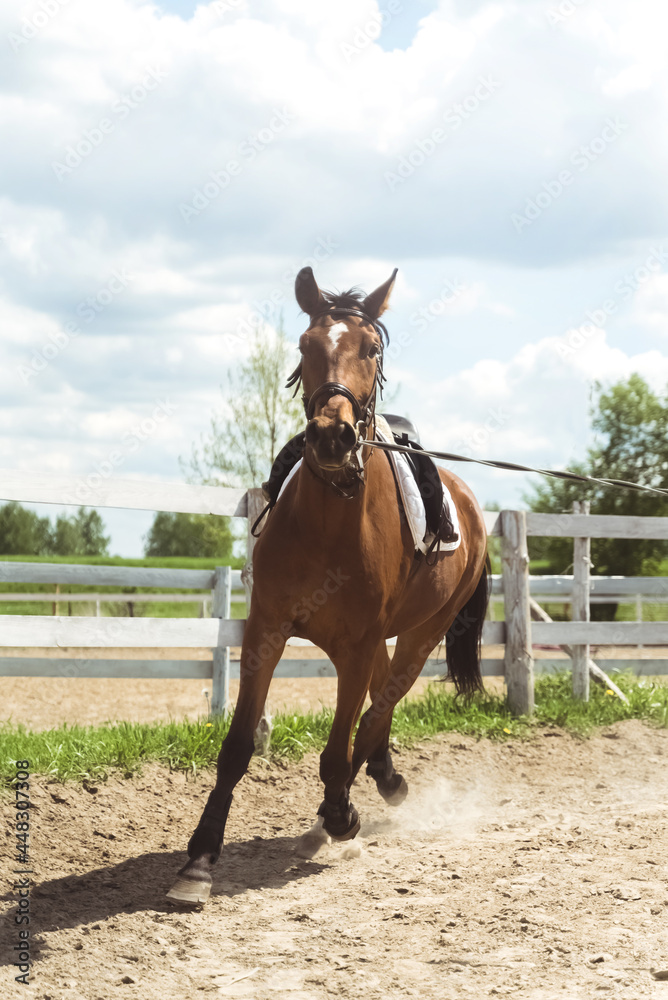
top-left (50, 508), bottom-right (110, 556)
top-left (143, 511), bottom-right (233, 558)
top-left (183, 322), bottom-right (304, 488)
top-left (0, 503), bottom-right (110, 556)
top-left (0, 502), bottom-right (52, 555)
top-left (525, 374), bottom-right (668, 577)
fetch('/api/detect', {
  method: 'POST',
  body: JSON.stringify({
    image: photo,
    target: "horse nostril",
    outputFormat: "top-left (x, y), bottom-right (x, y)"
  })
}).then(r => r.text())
top-left (337, 422), bottom-right (357, 451)
top-left (305, 418), bottom-right (357, 466)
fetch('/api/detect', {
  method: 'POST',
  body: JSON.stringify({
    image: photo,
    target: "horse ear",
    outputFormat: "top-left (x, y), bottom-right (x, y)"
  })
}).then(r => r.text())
top-left (362, 268), bottom-right (398, 320)
top-left (295, 266), bottom-right (327, 317)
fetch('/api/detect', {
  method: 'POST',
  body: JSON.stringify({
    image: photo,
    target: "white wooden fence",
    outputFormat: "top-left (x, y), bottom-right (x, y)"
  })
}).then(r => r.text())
top-left (1, 468), bottom-right (668, 716)
top-left (494, 507), bottom-right (668, 713)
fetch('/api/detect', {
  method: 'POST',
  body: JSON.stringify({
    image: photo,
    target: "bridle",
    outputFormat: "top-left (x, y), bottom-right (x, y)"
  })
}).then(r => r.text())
top-left (287, 306), bottom-right (388, 425)
top-left (285, 306), bottom-right (388, 496)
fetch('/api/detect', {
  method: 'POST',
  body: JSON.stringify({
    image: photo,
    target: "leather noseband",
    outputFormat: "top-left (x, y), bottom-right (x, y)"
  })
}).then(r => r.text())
top-left (305, 381), bottom-right (365, 423)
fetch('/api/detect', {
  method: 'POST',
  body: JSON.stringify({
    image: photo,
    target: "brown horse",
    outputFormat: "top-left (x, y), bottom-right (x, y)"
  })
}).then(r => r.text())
top-left (167, 267), bottom-right (488, 903)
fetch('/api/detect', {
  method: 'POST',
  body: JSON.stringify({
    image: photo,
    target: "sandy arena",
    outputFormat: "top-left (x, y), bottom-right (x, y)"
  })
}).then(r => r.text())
top-left (2, 654), bottom-right (668, 999)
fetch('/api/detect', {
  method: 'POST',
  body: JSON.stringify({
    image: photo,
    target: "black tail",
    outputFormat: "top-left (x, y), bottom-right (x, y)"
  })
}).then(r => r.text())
top-left (445, 562), bottom-right (489, 696)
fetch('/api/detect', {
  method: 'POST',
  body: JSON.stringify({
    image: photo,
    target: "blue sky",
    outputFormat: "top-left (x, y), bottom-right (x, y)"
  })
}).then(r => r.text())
top-left (1, 0), bottom-right (667, 555)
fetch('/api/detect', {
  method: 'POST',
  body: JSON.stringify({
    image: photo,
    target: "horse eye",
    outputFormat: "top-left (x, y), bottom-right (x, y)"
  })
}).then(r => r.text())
top-left (368, 344), bottom-right (379, 358)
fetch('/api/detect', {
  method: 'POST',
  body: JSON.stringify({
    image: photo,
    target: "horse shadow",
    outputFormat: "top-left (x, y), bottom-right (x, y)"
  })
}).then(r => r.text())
top-left (0, 835), bottom-right (328, 967)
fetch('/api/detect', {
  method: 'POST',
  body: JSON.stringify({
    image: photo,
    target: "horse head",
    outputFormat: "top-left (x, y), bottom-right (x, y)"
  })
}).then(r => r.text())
top-left (291, 266), bottom-right (397, 472)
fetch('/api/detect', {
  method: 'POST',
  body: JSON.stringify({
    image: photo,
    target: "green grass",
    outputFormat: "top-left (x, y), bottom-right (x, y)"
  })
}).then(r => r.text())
top-left (0, 554), bottom-right (247, 619)
top-left (1, 673), bottom-right (667, 786)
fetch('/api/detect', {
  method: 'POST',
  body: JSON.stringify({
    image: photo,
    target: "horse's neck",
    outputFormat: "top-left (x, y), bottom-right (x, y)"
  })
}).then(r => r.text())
top-left (293, 447), bottom-right (385, 535)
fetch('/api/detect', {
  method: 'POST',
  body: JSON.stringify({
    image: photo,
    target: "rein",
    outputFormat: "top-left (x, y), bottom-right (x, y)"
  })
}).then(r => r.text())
top-left (365, 438), bottom-right (668, 499)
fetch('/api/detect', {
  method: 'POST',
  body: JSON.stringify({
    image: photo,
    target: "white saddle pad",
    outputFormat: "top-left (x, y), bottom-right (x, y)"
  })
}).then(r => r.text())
top-left (375, 415), bottom-right (461, 555)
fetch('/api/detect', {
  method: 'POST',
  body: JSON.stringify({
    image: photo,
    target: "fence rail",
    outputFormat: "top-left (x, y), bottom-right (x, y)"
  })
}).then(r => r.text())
top-left (5, 571), bottom-right (668, 601)
top-left (0, 468), bottom-right (247, 517)
top-left (485, 510), bottom-right (668, 540)
top-left (2, 469), bottom-right (668, 716)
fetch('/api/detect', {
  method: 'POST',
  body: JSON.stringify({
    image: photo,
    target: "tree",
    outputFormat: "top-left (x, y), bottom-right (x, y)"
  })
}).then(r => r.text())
top-left (143, 511), bottom-right (234, 558)
top-left (0, 502), bottom-right (52, 555)
top-left (50, 508), bottom-right (110, 556)
top-left (0, 503), bottom-right (110, 556)
top-left (183, 322), bottom-right (304, 488)
top-left (525, 374), bottom-right (668, 577)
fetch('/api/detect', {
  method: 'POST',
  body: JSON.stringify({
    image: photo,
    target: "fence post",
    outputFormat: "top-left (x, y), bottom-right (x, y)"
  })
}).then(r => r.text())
top-left (242, 488), bottom-right (266, 607)
top-left (211, 565), bottom-right (231, 716)
top-left (571, 500), bottom-right (591, 700)
top-left (501, 509), bottom-right (534, 716)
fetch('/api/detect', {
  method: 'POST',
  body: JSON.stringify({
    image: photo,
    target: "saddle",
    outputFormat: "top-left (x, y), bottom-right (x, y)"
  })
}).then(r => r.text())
top-left (380, 415), bottom-right (458, 546)
top-left (262, 414), bottom-right (458, 547)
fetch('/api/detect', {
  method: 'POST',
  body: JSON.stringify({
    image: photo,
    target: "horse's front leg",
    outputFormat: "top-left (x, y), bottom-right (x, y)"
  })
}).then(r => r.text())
top-left (167, 613), bottom-right (285, 903)
top-left (316, 645), bottom-right (376, 840)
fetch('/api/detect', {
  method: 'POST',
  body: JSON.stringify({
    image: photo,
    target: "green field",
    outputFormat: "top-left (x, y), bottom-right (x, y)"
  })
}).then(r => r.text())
top-left (0, 553), bottom-right (246, 619)
top-left (1, 673), bottom-right (667, 785)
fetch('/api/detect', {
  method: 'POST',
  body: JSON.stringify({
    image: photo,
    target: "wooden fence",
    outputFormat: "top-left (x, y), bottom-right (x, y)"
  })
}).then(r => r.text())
top-left (1, 468), bottom-right (668, 715)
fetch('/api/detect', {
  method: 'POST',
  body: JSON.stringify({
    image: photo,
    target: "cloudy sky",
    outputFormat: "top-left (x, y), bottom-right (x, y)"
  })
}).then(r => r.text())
top-left (2, 0), bottom-right (667, 555)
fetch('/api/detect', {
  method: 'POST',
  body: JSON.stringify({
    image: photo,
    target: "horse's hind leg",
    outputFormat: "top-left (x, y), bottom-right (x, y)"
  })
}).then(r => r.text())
top-left (167, 614), bottom-right (284, 904)
top-left (350, 622), bottom-right (448, 789)
top-left (362, 644), bottom-right (408, 806)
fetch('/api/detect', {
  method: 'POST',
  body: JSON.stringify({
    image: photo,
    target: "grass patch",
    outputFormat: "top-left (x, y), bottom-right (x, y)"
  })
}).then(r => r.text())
top-left (0, 554), bottom-right (247, 619)
top-left (1, 673), bottom-right (667, 786)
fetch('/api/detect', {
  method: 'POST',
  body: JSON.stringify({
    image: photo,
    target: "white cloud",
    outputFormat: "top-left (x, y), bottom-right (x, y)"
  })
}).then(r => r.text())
top-left (416, 330), bottom-right (668, 480)
top-left (630, 273), bottom-right (668, 336)
top-left (1, 0), bottom-right (668, 550)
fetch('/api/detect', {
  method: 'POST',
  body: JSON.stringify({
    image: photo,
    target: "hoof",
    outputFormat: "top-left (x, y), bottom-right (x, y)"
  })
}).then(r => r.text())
top-left (166, 874), bottom-right (211, 904)
top-left (167, 859), bottom-right (213, 904)
top-left (318, 798), bottom-right (361, 841)
top-left (378, 773), bottom-right (408, 807)
top-left (329, 814), bottom-right (361, 841)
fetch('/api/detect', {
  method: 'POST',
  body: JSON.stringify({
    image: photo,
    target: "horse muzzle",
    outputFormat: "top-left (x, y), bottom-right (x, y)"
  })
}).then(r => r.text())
top-left (305, 416), bottom-right (359, 470)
